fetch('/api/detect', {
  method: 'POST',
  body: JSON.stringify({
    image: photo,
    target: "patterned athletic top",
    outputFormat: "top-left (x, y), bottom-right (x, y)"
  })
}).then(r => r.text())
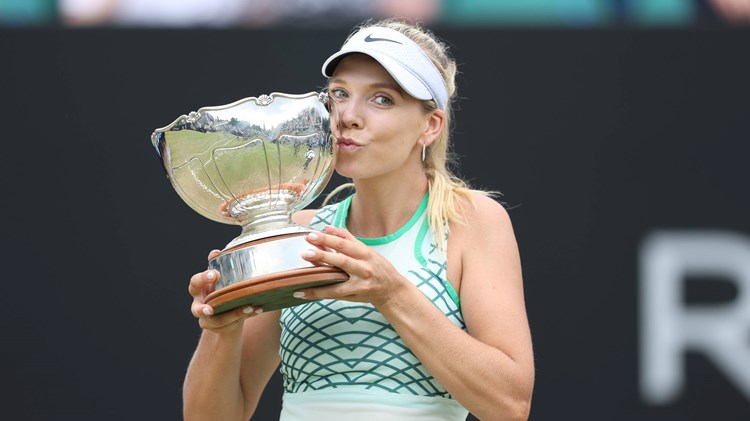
top-left (278, 193), bottom-right (469, 420)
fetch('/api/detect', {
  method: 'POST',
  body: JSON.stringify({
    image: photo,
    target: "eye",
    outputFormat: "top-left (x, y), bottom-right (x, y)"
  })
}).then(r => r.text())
top-left (329, 88), bottom-right (348, 101)
top-left (373, 94), bottom-right (394, 106)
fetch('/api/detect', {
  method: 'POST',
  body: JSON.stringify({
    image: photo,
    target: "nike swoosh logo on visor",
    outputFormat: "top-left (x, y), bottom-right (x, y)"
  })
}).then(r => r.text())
top-left (364, 34), bottom-right (402, 44)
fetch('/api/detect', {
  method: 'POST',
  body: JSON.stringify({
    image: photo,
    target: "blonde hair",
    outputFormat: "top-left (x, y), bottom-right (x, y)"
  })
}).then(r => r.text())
top-left (324, 18), bottom-right (496, 249)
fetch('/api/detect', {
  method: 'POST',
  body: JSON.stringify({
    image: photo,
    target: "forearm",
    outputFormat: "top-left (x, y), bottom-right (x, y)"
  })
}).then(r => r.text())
top-left (183, 325), bottom-right (247, 421)
top-left (378, 283), bottom-right (533, 421)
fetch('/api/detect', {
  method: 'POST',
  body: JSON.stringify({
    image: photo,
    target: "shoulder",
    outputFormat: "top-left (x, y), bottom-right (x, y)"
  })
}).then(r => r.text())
top-left (454, 192), bottom-right (513, 237)
top-left (449, 191), bottom-right (517, 262)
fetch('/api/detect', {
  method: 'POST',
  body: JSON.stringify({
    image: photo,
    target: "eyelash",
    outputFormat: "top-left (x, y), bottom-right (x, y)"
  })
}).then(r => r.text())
top-left (328, 88), bottom-right (394, 107)
top-left (374, 95), bottom-right (394, 106)
top-left (329, 88), bottom-right (347, 101)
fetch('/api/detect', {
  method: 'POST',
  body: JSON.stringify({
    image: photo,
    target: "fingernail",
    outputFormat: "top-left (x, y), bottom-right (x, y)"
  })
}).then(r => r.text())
top-left (242, 306), bottom-right (254, 314)
top-left (293, 291), bottom-right (305, 299)
top-left (308, 232), bottom-right (319, 241)
top-left (302, 249), bottom-right (315, 258)
top-left (206, 271), bottom-right (215, 281)
top-left (202, 307), bottom-right (213, 316)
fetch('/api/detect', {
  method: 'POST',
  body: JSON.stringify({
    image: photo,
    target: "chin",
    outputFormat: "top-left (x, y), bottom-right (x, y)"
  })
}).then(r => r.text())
top-left (335, 171), bottom-right (363, 180)
top-left (334, 162), bottom-right (357, 179)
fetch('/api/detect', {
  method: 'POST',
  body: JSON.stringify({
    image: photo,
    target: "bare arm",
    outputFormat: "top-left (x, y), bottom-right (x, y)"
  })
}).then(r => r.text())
top-left (377, 195), bottom-right (534, 420)
top-left (297, 194), bottom-right (534, 420)
top-left (182, 209), bottom-right (318, 419)
top-left (183, 251), bottom-right (281, 421)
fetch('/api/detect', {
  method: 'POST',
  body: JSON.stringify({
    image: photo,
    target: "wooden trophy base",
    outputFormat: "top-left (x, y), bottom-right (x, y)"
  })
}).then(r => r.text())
top-left (205, 266), bottom-right (349, 314)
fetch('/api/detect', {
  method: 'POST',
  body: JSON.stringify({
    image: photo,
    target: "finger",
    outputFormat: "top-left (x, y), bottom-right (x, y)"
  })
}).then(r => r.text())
top-left (323, 225), bottom-right (356, 240)
top-left (188, 269), bottom-right (219, 298)
top-left (303, 246), bottom-right (354, 271)
top-left (294, 282), bottom-right (351, 301)
top-left (306, 227), bottom-right (364, 258)
top-left (191, 301), bottom-right (216, 318)
top-left (198, 305), bottom-right (264, 330)
top-left (207, 249), bottom-right (222, 261)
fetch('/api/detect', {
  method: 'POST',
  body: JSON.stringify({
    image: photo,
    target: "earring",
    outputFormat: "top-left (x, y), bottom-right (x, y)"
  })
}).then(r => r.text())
top-left (422, 144), bottom-right (426, 162)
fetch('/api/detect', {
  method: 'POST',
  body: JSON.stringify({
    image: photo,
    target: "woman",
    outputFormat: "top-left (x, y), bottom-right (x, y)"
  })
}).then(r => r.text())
top-left (184, 19), bottom-right (534, 421)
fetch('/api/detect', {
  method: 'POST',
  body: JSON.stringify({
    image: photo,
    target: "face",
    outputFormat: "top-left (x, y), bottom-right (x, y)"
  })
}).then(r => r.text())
top-left (328, 54), bottom-right (441, 182)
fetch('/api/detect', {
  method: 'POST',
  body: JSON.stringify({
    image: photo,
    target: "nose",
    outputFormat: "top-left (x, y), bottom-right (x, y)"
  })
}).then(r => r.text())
top-left (332, 98), bottom-right (363, 131)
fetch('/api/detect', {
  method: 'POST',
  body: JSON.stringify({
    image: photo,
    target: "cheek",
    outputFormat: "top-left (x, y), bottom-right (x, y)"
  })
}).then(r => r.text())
top-left (390, 123), bottom-right (423, 149)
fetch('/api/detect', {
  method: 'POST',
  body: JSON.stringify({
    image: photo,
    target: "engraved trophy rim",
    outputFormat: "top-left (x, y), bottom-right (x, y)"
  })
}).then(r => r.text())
top-left (150, 91), bottom-right (328, 144)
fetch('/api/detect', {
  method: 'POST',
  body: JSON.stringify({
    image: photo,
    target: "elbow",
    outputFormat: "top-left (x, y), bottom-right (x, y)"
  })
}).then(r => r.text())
top-left (509, 374), bottom-right (534, 421)
top-left (509, 394), bottom-right (533, 421)
top-left (482, 395), bottom-right (532, 421)
top-left (495, 393), bottom-right (532, 421)
top-left (508, 364), bottom-right (535, 420)
top-left (479, 375), bottom-right (534, 421)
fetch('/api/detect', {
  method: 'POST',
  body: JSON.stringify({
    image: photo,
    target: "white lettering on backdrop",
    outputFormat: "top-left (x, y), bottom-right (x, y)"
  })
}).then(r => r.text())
top-left (639, 230), bottom-right (750, 404)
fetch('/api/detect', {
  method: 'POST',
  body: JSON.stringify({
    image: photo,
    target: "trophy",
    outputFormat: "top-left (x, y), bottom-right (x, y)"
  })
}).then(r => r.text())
top-left (151, 92), bottom-right (348, 314)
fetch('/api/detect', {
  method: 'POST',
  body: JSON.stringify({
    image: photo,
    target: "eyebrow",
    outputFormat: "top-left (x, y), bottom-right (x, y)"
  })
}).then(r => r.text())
top-left (329, 78), bottom-right (405, 95)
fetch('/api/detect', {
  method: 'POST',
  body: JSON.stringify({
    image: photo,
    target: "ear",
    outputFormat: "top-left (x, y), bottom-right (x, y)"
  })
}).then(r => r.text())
top-left (420, 109), bottom-right (445, 148)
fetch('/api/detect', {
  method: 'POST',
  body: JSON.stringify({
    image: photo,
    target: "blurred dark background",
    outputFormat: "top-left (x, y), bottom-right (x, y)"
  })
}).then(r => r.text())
top-left (1, 1), bottom-right (749, 420)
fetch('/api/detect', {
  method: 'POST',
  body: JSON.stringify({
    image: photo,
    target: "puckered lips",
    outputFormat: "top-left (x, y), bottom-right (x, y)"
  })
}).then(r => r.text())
top-left (336, 136), bottom-right (363, 153)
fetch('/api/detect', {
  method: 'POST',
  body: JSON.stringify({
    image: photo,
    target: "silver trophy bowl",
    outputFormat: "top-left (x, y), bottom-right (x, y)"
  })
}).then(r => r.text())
top-left (151, 92), bottom-right (347, 314)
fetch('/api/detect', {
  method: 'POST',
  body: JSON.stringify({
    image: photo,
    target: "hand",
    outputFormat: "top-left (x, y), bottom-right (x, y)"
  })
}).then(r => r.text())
top-left (188, 249), bottom-right (263, 332)
top-left (296, 226), bottom-right (407, 308)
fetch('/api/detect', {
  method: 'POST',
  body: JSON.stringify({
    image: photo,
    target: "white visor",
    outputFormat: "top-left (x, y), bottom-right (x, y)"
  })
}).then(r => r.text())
top-left (322, 27), bottom-right (448, 111)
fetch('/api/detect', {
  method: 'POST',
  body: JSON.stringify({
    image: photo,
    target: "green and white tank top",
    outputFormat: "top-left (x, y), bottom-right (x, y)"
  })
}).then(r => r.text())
top-left (279, 193), bottom-right (468, 420)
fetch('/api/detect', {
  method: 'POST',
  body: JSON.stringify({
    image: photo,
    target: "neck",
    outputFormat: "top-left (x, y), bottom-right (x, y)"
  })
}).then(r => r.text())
top-left (347, 171), bottom-right (429, 238)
